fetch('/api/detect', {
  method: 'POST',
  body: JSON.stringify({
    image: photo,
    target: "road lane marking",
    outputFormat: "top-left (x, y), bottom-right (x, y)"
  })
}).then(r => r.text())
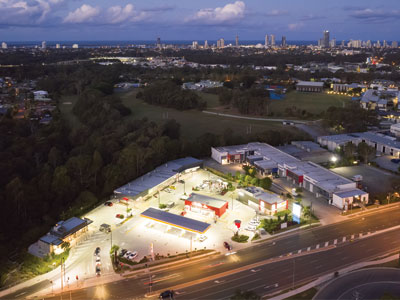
top-left (251, 269), bottom-right (261, 273)
top-left (307, 247), bottom-right (311, 251)
top-left (15, 292), bottom-right (26, 297)
top-left (316, 244), bottom-right (320, 249)
top-left (324, 242), bottom-right (329, 247)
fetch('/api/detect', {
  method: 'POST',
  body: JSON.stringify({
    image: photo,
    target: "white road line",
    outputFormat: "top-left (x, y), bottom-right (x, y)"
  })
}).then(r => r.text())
top-left (307, 247), bottom-right (311, 251)
top-left (324, 241), bottom-right (329, 247)
top-left (316, 244), bottom-right (320, 249)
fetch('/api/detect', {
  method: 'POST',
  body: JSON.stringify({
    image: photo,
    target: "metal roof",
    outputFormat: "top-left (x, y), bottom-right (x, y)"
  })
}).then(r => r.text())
top-left (114, 157), bottom-right (203, 197)
top-left (39, 234), bottom-right (63, 245)
top-left (296, 81), bottom-right (324, 87)
top-left (140, 207), bottom-right (211, 234)
top-left (187, 193), bottom-right (227, 209)
top-left (334, 189), bottom-right (368, 198)
top-left (51, 217), bottom-right (88, 238)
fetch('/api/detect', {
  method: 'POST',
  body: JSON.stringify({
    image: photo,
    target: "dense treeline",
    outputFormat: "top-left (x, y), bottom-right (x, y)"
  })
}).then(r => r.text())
top-left (138, 80), bottom-right (207, 110)
top-left (219, 87), bottom-right (270, 115)
top-left (322, 102), bottom-right (379, 132)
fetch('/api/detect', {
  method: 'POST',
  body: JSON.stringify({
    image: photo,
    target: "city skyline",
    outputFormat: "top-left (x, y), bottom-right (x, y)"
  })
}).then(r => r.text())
top-left (0, 0), bottom-right (399, 41)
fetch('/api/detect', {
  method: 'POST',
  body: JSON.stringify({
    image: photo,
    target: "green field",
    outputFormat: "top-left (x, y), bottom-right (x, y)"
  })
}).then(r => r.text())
top-left (269, 91), bottom-right (350, 115)
top-left (196, 91), bottom-right (220, 108)
top-left (120, 90), bottom-right (305, 140)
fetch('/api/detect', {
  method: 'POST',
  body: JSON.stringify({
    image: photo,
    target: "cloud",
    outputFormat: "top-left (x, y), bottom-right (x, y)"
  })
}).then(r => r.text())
top-left (105, 4), bottom-right (147, 24)
top-left (288, 22), bottom-right (304, 31)
top-left (186, 1), bottom-right (245, 24)
top-left (300, 14), bottom-right (323, 21)
top-left (349, 8), bottom-right (400, 23)
top-left (0, 0), bottom-right (63, 25)
top-left (63, 3), bottom-right (148, 25)
top-left (265, 9), bottom-right (287, 17)
top-left (63, 4), bottom-right (100, 23)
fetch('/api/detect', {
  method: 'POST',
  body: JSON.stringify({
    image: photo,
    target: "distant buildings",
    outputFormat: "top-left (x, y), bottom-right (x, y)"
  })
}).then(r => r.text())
top-left (1, 42), bottom-right (7, 49)
top-left (204, 40), bottom-right (208, 49)
top-left (182, 80), bottom-right (223, 90)
top-left (235, 34), bottom-right (239, 47)
top-left (270, 34), bottom-right (276, 46)
top-left (217, 38), bottom-right (225, 48)
top-left (192, 41), bottom-right (198, 49)
top-left (72, 43), bottom-right (79, 49)
top-left (281, 36), bottom-right (286, 47)
top-left (296, 81), bottom-right (324, 92)
top-left (323, 30), bottom-right (330, 48)
top-left (265, 34), bottom-right (269, 47)
top-left (55, 43), bottom-right (60, 49)
top-left (156, 36), bottom-right (161, 48)
top-left (41, 41), bottom-right (46, 49)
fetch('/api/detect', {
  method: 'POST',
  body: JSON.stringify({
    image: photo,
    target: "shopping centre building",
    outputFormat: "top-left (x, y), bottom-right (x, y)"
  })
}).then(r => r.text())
top-left (212, 143), bottom-right (369, 210)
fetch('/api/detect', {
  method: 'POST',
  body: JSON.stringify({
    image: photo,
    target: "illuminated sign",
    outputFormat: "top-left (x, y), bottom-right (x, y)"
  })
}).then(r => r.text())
top-left (292, 203), bottom-right (302, 224)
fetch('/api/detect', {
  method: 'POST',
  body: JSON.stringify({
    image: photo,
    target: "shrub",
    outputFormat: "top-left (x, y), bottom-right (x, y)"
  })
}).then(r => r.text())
top-left (252, 233), bottom-right (261, 241)
top-left (231, 234), bottom-right (249, 243)
top-left (159, 204), bottom-right (167, 209)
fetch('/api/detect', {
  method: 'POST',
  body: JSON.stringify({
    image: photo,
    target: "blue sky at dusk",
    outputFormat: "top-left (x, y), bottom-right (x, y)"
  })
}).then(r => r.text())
top-left (0, 0), bottom-right (399, 41)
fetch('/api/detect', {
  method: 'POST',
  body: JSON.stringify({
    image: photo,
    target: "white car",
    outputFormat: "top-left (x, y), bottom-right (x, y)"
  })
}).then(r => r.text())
top-left (249, 220), bottom-right (260, 226)
top-left (246, 225), bottom-right (257, 231)
top-left (124, 251), bottom-right (138, 260)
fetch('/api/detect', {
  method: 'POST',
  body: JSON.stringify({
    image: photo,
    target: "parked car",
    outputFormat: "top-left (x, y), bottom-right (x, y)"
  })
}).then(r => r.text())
top-left (124, 251), bottom-right (138, 260)
top-left (104, 201), bottom-right (113, 207)
top-left (391, 158), bottom-right (400, 164)
top-left (116, 214), bottom-right (124, 219)
top-left (167, 201), bottom-right (175, 208)
top-left (120, 249), bottom-right (128, 256)
top-left (94, 247), bottom-right (101, 256)
top-left (223, 242), bottom-right (232, 250)
top-left (96, 256), bottom-right (101, 265)
top-left (246, 225), bottom-right (257, 231)
top-left (159, 290), bottom-right (174, 299)
top-left (178, 180), bottom-right (185, 184)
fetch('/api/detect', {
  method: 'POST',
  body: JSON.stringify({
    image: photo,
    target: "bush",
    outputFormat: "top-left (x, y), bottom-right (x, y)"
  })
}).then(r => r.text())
top-left (159, 204), bottom-right (167, 209)
top-left (251, 233), bottom-right (261, 241)
top-left (231, 233), bottom-right (249, 243)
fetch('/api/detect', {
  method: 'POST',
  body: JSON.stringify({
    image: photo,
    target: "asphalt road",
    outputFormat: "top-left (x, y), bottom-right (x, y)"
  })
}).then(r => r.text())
top-left (314, 268), bottom-right (400, 300)
top-left (3, 205), bottom-right (400, 300)
top-left (42, 226), bottom-right (400, 300)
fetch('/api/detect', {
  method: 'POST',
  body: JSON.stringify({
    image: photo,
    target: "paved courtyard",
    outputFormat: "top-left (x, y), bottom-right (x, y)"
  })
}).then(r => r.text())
top-left (332, 164), bottom-right (400, 196)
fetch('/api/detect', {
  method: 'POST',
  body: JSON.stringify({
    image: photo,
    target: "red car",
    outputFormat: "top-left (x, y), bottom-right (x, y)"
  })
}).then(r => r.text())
top-left (104, 201), bottom-right (113, 207)
top-left (116, 214), bottom-right (124, 219)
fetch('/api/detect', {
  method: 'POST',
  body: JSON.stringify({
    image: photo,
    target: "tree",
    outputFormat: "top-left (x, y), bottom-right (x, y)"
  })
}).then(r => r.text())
top-left (357, 142), bottom-right (376, 163)
top-left (61, 241), bottom-right (70, 251)
top-left (90, 150), bottom-right (103, 186)
top-left (343, 142), bottom-right (357, 160)
top-left (259, 177), bottom-right (272, 190)
top-left (162, 119), bottom-right (181, 140)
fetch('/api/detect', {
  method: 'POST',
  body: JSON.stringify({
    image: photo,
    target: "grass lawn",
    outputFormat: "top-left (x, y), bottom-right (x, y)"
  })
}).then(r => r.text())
top-left (120, 90), bottom-right (305, 140)
top-left (196, 91), bottom-right (220, 108)
top-left (269, 91), bottom-right (350, 115)
top-left (59, 95), bottom-right (82, 128)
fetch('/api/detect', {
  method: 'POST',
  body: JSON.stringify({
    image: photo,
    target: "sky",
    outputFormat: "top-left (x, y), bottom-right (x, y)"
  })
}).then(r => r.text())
top-left (0, 0), bottom-right (399, 41)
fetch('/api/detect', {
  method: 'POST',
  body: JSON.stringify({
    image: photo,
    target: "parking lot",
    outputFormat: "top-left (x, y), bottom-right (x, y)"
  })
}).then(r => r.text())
top-left (332, 164), bottom-right (400, 196)
top-left (373, 155), bottom-right (400, 173)
top-left (80, 169), bottom-right (259, 274)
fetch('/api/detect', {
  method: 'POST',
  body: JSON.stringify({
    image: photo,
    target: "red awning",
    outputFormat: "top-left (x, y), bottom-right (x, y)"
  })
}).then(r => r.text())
top-left (122, 197), bottom-right (129, 201)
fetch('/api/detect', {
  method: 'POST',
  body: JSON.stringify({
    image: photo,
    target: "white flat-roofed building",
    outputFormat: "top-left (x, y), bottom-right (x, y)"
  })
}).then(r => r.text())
top-left (318, 132), bottom-right (400, 157)
top-left (211, 143), bottom-right (368, 208)
top-left (390, 123), bottom-right (400, 137)
top-left (296, 81), bottom-right (324, 92)
top-left (238, 186), bottom-right (288, 215)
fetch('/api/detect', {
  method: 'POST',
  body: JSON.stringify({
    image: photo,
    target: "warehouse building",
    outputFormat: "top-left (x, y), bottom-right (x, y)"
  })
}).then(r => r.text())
top-left (211, 143), bottom-right (368, 209)
top-left (296, 81), bottom-right (324, 92)
top-left (238, 186), bottom-right (288, 215)
top-left (184, 193), bottom-right (228, 217)
top-left (318, 132), bottom-right (400, 157)
top-left (114, 157), bottom-right (203, 201)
